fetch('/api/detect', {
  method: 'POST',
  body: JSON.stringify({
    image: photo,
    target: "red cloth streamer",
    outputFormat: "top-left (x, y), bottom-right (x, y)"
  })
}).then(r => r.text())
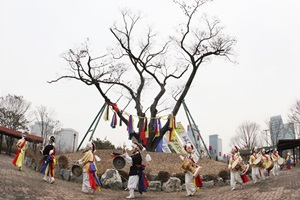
top-left (109, 103), bottom-right (119, 112)
top-left (140, 118), bottom-right (148, 146)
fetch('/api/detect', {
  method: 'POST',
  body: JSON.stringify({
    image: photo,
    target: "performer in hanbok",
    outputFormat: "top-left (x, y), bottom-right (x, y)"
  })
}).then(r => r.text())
top-left (78, 141), bottom-right (101, 194)
top-left (271, 148), bottom-right (279, 176)
top-left (228, 146), bottom-right (243, 191)
top-left (260, 149), bottom-right (269, 180)
top-left (41, 135), bottom-right (56, 183)
top-left (122, 142), bottom-right (148, 199)
top-left (286, 152), bottom-right (292, 169)
top-left (40, 148), bottom-right (56, 184)
top-left (249, 146), bottom-right (261, 183)
top-left (12, 134), bottom-right (28, 171)
top-left (180, 142), bottom-right (202, 196)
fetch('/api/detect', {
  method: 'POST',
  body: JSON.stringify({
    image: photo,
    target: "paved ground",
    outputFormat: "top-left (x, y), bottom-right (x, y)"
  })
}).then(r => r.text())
top-left (1, 153), bottom-right (300, 200)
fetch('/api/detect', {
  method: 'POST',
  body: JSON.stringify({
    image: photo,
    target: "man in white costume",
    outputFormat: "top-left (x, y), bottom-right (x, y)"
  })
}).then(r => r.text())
top-left (249, 146), bottom-right (262, 183)
top-left (228, 146), bottom-right (243, 190)
top-left (271, 148), bottom-right (280, 176)
top-left (180, 142), bottom-right (201, 196)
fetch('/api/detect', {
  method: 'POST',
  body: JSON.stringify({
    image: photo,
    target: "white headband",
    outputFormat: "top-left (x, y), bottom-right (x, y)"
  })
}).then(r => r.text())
top-left (86, 141), bottom-right (93, 148)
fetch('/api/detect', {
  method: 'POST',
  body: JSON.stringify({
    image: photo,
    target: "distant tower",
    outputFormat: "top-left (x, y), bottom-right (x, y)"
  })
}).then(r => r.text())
top-left (270, 115), bottom-right (296, 145)
top-left (209, 134), bottom-right (223, 161)
top-left (56, 128), bottom-right (79, 153)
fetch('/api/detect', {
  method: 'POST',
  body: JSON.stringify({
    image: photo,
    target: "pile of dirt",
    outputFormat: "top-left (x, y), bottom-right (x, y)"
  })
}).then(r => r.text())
top-left (61, 149), bottom-right (227, 177)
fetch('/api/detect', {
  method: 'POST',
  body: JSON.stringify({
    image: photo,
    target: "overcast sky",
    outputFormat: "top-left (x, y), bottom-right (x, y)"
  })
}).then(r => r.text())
top-left (1, 0), bottom-right (299, 154)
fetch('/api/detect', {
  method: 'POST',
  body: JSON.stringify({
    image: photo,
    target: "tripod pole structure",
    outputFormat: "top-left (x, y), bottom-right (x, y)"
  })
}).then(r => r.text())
top-left (76, 102), bottom-right (107, 151)
top-left (182, 99), bottom-right (211, 159)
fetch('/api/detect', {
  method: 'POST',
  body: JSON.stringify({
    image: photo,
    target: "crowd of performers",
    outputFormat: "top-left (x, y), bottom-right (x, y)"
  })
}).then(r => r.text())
top-left (12, 135), bottom-right (295, 197)
top-left (228, 145), bottom-right (293, 191)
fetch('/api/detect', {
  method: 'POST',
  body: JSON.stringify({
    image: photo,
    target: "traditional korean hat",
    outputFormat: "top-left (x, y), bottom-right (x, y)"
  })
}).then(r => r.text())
top-left (184, 142), bottom-right (194, 151)
top-left (132, 141), bottom-right (143, 151)
top-left (232, 145), bottom-right (239, 152)
top-left (252, 146), bottom-right (258, 152)
top-left (49, 135), bottom-right (55, 143)
top-left (86, 141), bottom-right (93, 148)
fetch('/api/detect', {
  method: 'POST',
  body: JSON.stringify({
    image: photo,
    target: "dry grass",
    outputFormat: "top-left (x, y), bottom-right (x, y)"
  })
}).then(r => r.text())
top-left (61, 149), bottom-right (227, 177)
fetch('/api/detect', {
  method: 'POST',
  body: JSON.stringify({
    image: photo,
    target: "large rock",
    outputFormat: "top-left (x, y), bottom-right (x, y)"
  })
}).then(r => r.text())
top-left (148, 181), bottom-right (162, 191)
top-left (162, 177), bottom-right (182, 192)
top-left (59, 169), bottom-right (71, 181)
top-left (215, 177), bottom-right (227, 186)
top-left (70, 172), bottom-right (83, 183)
top-left (101, 169), bottom-right (123, 190)
top-left (202, 180), bottom-right (214, 188)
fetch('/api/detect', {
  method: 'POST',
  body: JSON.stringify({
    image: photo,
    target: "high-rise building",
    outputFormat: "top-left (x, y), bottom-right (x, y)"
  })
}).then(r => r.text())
top-left (30, 122), bottom-right (78, 153)
top-left (269, 115), bottom-right (296, 145)
top-left (56, 128), bottom-right (79, 153)
top-left (209, 134), bottom-right (223, 161)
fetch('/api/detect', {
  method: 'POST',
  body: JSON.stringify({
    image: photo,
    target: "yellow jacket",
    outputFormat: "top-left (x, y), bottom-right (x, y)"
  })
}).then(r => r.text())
top-left (16, 138), bottom-right (28, 153)
top-left (249, 154), bottom-right (258, 168)
top-left (79, 150), bottom-right (94, 172)
top-left (271, 153), bottom-right (278, 162)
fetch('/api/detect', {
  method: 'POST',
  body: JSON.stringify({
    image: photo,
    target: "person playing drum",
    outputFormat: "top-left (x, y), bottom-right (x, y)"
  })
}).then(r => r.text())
top-left (180, 142), bottom-right (202, 196)
top-left (228, 146), bottom-right (243, 191)
top-left (260, 149), bottom-right (269, 180)
top-left (248, 146), bottom-right (261, 184)
top-left (271, 148), bottom-right (279, 176)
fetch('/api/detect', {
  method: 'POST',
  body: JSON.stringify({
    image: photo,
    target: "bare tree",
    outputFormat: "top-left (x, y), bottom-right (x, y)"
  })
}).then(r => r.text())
top-left (0, 94), bottom-right (31, 153)
top-left (288, 99), bottom-right (300, 138)
top-left (229, 121), bottom-right (261, 150)
top-left (0, 94), bottom-right (31, 130)
top-left (49, 0), bottom-right (236, 151)
top-left (33, 105), bottom-right (62, 145)
top-left (261, 118), bottom-right (272, 146)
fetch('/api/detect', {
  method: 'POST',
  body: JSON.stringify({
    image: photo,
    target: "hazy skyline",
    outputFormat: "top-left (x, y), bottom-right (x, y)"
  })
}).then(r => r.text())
top-left (1, 0), bottom-right (299, 154)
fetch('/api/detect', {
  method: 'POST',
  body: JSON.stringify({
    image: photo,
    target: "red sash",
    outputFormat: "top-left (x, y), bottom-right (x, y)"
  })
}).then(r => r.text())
top-left (263, 154), bottom-right (268, 161)
top-left (253, 153), bottom-right (257, 159)
top-left (88, 155), bottom-right (97, 190)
